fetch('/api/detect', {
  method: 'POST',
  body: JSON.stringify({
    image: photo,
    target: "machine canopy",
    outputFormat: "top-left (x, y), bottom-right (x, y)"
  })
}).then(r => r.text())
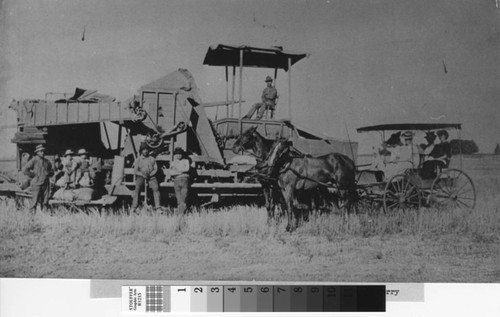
top-left (203, 44), bottom-right (309, 70)
top-left (357, 123), bottom-right (461, 133)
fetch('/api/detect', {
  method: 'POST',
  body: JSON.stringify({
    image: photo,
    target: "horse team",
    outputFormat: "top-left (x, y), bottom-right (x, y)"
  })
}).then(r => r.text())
top-left (232, 127), bottom-right (358, 231)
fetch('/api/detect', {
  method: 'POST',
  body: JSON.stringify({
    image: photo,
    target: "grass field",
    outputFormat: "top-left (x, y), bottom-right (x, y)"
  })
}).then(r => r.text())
top-left (0, 156), bottom-right (499, 282)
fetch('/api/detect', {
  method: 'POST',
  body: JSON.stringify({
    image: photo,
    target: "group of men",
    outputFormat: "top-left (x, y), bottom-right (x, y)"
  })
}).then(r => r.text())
top-left (54, 148), bottom-right (93, 188)
top-left (22, 145), bottom-right (93, 213)
top-left (131, 143), bottom-right (191, 214)
top-left (22, 143), bottom-right (192, 214)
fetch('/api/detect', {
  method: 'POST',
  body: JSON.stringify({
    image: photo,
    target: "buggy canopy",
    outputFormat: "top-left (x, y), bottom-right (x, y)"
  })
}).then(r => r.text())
top-left (357, 123), bottom-right (461, 133)
top-left (203, 44), bottom-right (309, 70)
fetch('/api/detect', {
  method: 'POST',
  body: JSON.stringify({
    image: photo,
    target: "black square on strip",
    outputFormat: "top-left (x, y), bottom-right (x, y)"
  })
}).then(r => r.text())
top-left (146, 285), bottom-right (163, 312)
top-left (356, 286), bottom-right (386, 312)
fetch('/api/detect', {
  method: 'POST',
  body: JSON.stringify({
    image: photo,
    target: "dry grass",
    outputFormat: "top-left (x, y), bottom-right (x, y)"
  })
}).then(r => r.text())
top-left (1, 156), bottom-right (499, 282)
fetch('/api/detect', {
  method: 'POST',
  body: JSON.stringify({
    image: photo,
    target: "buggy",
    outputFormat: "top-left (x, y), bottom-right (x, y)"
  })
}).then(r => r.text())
top-left (355, 123), bottom-right (476, 212)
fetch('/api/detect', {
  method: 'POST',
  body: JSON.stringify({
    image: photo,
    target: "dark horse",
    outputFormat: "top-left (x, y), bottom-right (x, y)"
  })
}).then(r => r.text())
top-left (263, 140), bottom-right (358, 231)
top-left (232, 127), bottom-right (283, 221)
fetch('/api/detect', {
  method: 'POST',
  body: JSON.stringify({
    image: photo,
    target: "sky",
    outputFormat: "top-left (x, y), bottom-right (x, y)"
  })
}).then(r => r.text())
top-left (1, 0), bottom-right (499, 157)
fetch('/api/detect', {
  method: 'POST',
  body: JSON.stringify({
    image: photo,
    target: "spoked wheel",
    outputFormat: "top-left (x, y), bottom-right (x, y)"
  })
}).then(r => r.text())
top-left (429, 168), bottom-right (476, 209)
top-left (383, 174), bottom-right (421, 212)
top-left (145, 133), bottom-right (163, 149)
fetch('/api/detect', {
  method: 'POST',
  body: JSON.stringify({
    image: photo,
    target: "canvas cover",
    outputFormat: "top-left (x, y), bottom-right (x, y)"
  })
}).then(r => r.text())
top-left (55, 88), bottom-right (116, 103)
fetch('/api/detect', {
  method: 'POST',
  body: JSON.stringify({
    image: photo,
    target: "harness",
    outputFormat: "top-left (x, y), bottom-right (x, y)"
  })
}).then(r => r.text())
top-left (256, 143), bottom-right (339, 190)
top-left (278, 149), bottom-right (338, 190)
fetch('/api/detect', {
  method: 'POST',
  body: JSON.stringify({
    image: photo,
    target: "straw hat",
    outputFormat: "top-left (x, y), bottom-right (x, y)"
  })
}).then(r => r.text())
top-left (77, 148), bottom-right (88, 155)
top-left (35, 144), bottom-right (45, 153)
top-left (63, 149), bottom-right (74, 156)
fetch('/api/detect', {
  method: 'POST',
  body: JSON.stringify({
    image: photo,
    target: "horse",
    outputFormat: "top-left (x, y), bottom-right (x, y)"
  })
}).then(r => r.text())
top-left (263, 140), bottom-right (358, 231)
top-left (232, 127), bottom-right (284, 221)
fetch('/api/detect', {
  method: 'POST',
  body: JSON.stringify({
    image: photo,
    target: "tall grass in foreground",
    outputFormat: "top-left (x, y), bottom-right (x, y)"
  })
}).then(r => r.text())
top-left (1, 195), bottom-right (498, 242)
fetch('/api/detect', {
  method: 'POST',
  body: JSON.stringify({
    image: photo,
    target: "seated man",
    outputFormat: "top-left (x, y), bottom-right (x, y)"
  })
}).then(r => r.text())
top-left (75, 148), bottom-right (94, 187)
top-left (242, 76), bottom-right (278, 120)
top-left (55, 149), bottom-right (78, 188)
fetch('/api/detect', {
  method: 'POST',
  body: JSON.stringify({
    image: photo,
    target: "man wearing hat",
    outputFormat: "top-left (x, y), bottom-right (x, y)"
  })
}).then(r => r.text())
top-left (56, 149), bottom-right (77, 188)
top-left (163, 147), bottom-right (191, 214)
top-left (75, 148), bottom-right (93, 187)
top-left (22, 144), bottom-right (54, 213)
top-left (242, 76), bottom-right (278, 120)
top-left (132, 143), bottom-right (161, 211)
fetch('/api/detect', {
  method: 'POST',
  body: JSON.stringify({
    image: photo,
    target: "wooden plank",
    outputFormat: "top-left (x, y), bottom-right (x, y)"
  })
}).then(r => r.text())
top-left (100, 102), bottom-right (110, 121)
top-left (68, 102), bottom-right (78, 123)
top-left (89, 103), bottom-right (100, 121)
top-left (34, 102), bottom-right (46, 125)
top-left (46, 103), bottom-right (57, 125)
top-left (78, 102), bottom-right (89, 123)
top-left (160, 182), bottom-right (261, 189)
top-left (197, 169), bottom-right (235, 178)
top-left (57, 103), bottom-right (68, 124)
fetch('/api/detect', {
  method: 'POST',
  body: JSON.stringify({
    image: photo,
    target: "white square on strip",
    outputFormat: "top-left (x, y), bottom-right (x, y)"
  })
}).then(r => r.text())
top-left (122, 286), bottom-right (146, 313)
top-left (170, 286), bottom-right (191, 312)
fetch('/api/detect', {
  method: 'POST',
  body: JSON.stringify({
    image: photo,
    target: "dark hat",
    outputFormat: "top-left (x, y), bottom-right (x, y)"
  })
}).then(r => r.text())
top-left (173, 147), bottom-right (184, 155)
top-left (425, 132), bottom-right (436, 142)
top-left (436, 130), bottom-right (449, 138)
top-left (35, 144), bottom-right (45, 153)
top-left (265, 76), bottom-right (273, 82)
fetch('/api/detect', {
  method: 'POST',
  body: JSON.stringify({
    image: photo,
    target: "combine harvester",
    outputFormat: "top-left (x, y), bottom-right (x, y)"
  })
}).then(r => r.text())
top-left (2, 44), bottom-right (357, 208)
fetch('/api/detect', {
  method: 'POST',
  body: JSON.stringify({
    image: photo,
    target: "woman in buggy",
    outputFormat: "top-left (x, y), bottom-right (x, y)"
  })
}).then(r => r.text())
top-left (420, 130), bottom-right (451, 179)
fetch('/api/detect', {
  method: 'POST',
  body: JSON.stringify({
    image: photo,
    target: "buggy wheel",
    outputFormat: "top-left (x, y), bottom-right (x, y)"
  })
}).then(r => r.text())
top-left (429, 168), bottom-right (476, 209)
top-left (383, 174), bottom-right (421, 212)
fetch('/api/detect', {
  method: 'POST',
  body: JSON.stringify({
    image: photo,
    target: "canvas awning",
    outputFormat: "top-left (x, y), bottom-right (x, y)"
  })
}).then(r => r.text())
top-left (55, 88), bottom-right (115, 103)
top-left (357, 123), bottom-right (462, 133)
top-left (203, 44), bottom-right (309, 70)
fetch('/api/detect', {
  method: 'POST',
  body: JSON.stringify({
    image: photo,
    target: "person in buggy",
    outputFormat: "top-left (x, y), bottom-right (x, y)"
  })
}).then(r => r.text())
top-left (373, 131), bottom-right (419, 178)
top-left (419, 130), bottom-right (451, 179)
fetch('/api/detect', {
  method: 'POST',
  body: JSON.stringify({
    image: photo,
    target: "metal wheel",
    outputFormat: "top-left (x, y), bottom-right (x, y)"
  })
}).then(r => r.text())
top-left (145, 133), bottom-right (163, 149)
top-left (132, 108), bottom-right (147, 121)
top-left (429, 168), bottom-right (476, 209)
top-left (176, 121), bottom-right (186, 131)
top-left (383, 174), bottom-right (421, 212)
